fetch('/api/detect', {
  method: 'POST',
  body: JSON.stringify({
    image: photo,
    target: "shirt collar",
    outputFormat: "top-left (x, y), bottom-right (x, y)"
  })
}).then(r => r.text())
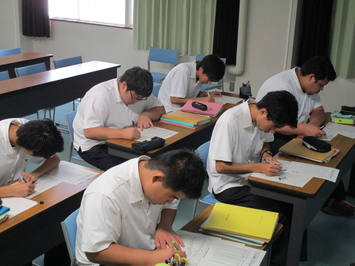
top-left (129, 155), bottom-right (151, 204)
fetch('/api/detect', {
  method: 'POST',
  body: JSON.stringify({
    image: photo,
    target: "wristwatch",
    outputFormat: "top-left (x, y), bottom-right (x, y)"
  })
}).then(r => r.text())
top-left (261, 150), bottom-right (273, 157)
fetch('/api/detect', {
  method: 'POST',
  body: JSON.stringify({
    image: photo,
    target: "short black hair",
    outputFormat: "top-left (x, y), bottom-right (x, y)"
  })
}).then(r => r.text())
top-left (145, 149), bottom-right (207, 199)
top-left (300, 56), bottom-right (336, 82)
top-left (119, 66), bottom-right (153, 97)
top-left (257, 90), bottom-right (298, 129)
top-left (16, 119), bottom-right (64, 158)
top-left (196, 54), bottom-right (225, 82)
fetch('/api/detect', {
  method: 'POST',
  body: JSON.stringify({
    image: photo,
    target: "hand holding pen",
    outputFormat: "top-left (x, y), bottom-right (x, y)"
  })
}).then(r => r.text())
top-left (261, 157), bottom-right (282, 176)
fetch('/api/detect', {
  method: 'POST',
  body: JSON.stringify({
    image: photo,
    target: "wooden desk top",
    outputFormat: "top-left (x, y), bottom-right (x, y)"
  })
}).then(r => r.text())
top-left (0, 52), bottom-right (53, 66)
top-left (106, 99), bottom-right (240, 155)
top-left (0, 61), bottom-right (121, 95)
top-left (249, 134), bottom-right (355, 197)
top-left (0, 162), bottom-right (102, 233)
top-left (181, 205), bottom-right (283, 250)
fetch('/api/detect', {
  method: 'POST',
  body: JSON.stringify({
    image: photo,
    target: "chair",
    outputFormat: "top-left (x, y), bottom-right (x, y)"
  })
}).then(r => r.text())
top-left (53, 56), bottom-right (82, 69)
top-left (195, 54), bottom-right (226, 92)
top-left (152, 84), bottom-right (161, 97)
top-left (192, 141), bottom-right (221, 218)
top-left (61, 209), bottom-right (79, 266)
top-left (15, 63), bottom-right (54, 119)
top-left (65, 110), bottom-right (83, 162)
top-left (148, 47), bottom-right (179, 84)
top-left (0, 70), bottom-right (10, 81)
top-left (0, 47), bottom-right (22, 57)
top-left (53, 56), bottom-right (83, 111)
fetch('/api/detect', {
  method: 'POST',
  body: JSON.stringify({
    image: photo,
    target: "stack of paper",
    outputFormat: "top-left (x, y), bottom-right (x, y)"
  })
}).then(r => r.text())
top-left (160, 110), bottom-right (211, 129)
top-left (180, 100), bottom-right (224, 117)
top-left (200, 203), bottom-right (279, 245)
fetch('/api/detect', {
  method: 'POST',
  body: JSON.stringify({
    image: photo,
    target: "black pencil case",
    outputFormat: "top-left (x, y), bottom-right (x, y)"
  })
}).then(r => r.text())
top-left (132, 136), bottom-right (165, 152)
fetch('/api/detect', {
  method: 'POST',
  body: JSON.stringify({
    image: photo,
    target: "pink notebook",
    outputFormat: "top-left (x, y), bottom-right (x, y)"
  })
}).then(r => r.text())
top-left (180, 100), bottom-right (224, 117)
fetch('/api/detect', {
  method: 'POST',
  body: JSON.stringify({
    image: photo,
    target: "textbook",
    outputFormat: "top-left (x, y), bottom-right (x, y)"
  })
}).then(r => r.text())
top-left (180, 100), bottom-right (224, 117)
top-left (279, 138), bottom-right (340, 163)
top-left (159, 118), bottom-right (198, 129)
top-left (201, 202), bottom-right (279, 243)
top-left (162, 110), bottom-right (211, 125)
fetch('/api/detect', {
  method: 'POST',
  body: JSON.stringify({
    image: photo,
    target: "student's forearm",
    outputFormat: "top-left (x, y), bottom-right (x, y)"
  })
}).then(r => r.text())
top-left (308, 107), bottom-right (325, 126)
top-left (215, 160), bottom-right (264, 174)
top-left (30, 155), bottom-right (60, 179)
top-left (84, 127), bottom-right (127, 140)
top-left (158, 209), bottom-right (176, 230)
top-left (141, 106), bottom-right (166, 121)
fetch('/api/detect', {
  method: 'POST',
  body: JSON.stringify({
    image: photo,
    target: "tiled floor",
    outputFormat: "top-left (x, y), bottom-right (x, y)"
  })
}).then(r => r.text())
top-left (26, 103), bottom-right (355, 265)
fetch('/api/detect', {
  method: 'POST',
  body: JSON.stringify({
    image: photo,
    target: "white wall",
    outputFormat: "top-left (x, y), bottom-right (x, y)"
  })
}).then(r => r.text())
top-left (1, 0), bottom-right (354, 112)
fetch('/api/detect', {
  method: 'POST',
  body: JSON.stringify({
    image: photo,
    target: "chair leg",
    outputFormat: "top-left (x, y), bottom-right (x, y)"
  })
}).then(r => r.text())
top-left (192, 199), bottom-right (198, 218)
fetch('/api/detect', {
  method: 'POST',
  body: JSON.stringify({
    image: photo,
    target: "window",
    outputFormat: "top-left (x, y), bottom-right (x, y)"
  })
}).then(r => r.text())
top-left (48, 0), bottom-right (133, 28)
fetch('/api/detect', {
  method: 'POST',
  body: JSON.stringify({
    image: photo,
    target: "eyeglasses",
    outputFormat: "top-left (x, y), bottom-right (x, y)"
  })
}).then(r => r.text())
top-left (129, 90), bottom-right (147, 101)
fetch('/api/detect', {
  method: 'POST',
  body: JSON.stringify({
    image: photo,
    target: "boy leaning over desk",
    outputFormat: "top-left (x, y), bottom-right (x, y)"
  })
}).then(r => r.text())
top-left (0, 118), bottom-right (64, 197)
top-left (76, 149), bottom-right (207, 266)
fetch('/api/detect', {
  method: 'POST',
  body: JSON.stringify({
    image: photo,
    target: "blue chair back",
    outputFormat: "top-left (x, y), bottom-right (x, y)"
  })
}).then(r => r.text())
top-left (148, 47), bottom-right (179, 64)
top-left (197, 141), bottom-right (210, 166)
top-left (0, 47), bottom-right (22, 57)
top-left (0, 71), bottom-right (10, 81)
top-left (152, 84), bottom-right (161, 97)
top-left (65, 110), bottom-right (83, 162)
top-left (148, 47), bottom-right (179, 84)
top-left (15, 62), bottom-right (47, 77)
top-left (53, 56), bottom-right (83, 69)
top-left (61, 209), bottom-right (79, 266)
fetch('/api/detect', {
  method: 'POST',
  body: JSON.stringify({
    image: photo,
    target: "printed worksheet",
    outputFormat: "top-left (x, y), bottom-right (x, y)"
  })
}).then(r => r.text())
top-left (321, 122), bottom-right (355, 141)
top-left (136, 126), bottom-right (178, 141)
top-left (2, 197), bottom-right (38, 217)
top-left (214, 95), bottom-right (244, 104)
top-left (251, 159), bottom-right (339, 187)
top-left (177, 230), bottom-right (265, 266)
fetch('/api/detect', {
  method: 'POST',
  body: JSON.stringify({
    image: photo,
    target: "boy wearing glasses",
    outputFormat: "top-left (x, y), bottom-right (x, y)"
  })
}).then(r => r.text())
top-left (74, 66), bottom-right (165, 171)
top-left (0, 118), bottom-right (64, 197)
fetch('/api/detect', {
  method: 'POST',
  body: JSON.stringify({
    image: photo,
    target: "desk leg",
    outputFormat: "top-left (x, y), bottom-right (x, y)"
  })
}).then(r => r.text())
top-left (286, 197), bottom-right (307, 266)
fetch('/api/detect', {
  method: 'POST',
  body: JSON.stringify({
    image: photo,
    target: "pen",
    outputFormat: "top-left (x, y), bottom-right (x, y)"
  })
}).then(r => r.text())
top-left (172, 240), bottom-right (179, 250)
top-left (207, 91), bottom-right (210, 97)
top-left (20, 176), bottom-right (27, 183)
top-left (262, 157), bottom-right (276, 165)
top-left (320, 125), bottom-right (325, 130)
top-left (131, 120), bottom-right (136, 127)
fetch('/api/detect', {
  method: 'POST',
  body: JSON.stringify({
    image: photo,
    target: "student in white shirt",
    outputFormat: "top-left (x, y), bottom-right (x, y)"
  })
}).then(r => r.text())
top-left (76, 149), bottom-right (207, 266)
top-left (207, 91), bottom-right (298, 266)
top-left (73, 66), bottom-right (165, 171)
top-left (0, 118), bottom-right (64, 197)
top-left (158, 54), bottom-right (225, 113)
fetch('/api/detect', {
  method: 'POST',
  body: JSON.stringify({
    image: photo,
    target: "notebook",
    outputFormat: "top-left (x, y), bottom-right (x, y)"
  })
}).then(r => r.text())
top-left (201, 202), bottom-right (279, 243)
top-left (180, 100), bottom-right (224, 117)
top-left (162, 110), bottom-right (211, 125)
top-left (279, 138), bottom-right (340, 163)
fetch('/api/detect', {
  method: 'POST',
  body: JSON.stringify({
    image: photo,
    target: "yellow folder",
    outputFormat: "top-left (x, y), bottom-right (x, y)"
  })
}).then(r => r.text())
top-left (201, 202), bottom-right (279, 242)
top-left (162, 110), bottom-right (210, 125)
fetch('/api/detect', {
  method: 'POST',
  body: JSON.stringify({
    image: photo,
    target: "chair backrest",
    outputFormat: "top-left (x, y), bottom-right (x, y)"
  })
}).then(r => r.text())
top-left (61, 209), bottom-right (79, 266)
top-left (148, 47), bottom-right (179, 66)
top-left (0, 70), bottom-right (10, 81)
top-left (65, 110), bottom-right (77, 144)
top-left (0, 47), bottom-right (22, 57)
top-left (53, 56), bottom-right (83, 69)
top-left (152, 84), bottom-right (161, 97)
top-left (15, 62), bottom-right (47, 77)
top-left (197, 141), bottom-right (210, 166)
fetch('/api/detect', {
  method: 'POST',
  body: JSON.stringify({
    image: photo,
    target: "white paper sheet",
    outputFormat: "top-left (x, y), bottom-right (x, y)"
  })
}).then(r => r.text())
top-left (177, 230), bottom-right (266, 266)
top-left (250, 159), bottom-right (340, 187)
top-left (321, 122), bottom-right (355, 141)
top-left (136, 126), bottom-right (178, 141)
top-left (2, 197), bottom-right (38, 217)
top-left (214, 95), bottom-right (244, 104)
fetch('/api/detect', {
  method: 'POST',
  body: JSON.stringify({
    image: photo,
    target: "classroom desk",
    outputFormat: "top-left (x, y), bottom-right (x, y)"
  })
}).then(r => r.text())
top-left (248, 134), bottom-right (355, 266)
top-left (106, 101), bottom-right (238, 159)
top-left (0, 162), bottom-right (102, 265)
top-left (180, 205), bottom-right (283, 266)
top-left (0, 60), bottom-right (120, 120)
top-left (0, 52), bottom-right (53, 78)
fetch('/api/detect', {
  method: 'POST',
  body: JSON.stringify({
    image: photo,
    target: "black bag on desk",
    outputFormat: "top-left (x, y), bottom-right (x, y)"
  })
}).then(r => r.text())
top-left (239, 85), bottom-right (252, 101)
top-left (132, 136), bottom-right (165, 152)
top-left (340, 106), bottom-right (355, 115)
top-left (302, 136), bottom-right (331, 153)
